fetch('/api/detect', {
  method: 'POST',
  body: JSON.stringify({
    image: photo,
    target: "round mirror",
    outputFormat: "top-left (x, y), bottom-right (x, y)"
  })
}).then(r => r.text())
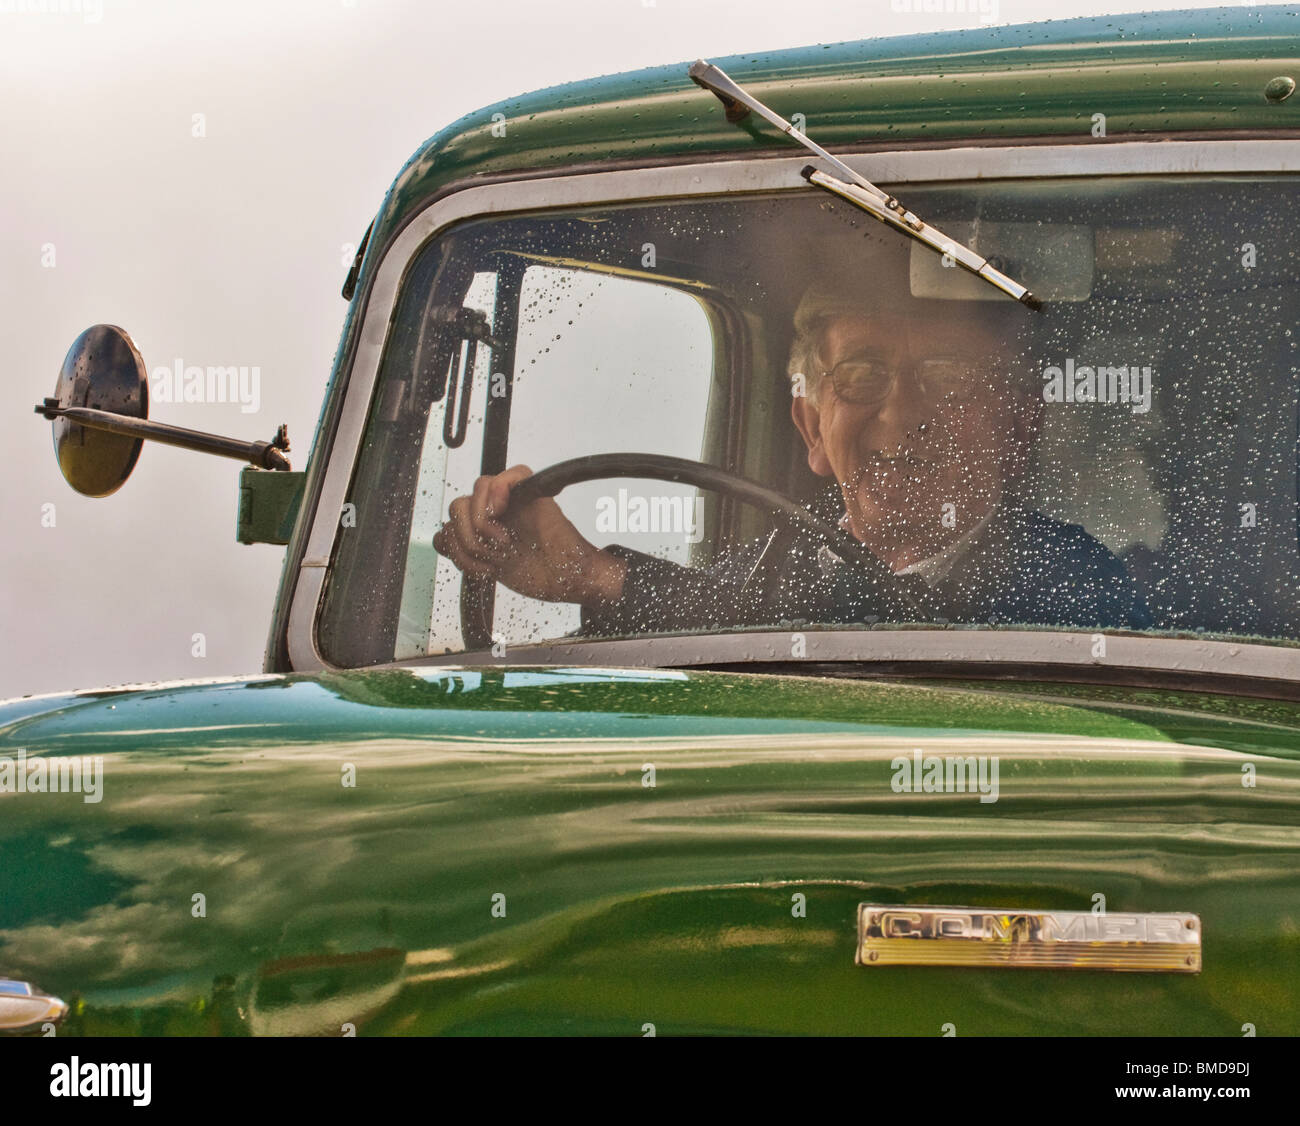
top-left (49, 324), bottom-right (149, 497)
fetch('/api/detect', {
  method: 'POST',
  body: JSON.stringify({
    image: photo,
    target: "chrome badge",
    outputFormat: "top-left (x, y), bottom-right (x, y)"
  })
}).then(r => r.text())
top-left (0, 978), bottom-right (70, 1031)
top-left (857, 905), bottom-right (1202, 973)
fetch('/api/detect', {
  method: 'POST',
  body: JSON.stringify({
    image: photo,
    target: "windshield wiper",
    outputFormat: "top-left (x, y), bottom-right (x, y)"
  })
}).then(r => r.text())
top-left (688, 59), bottom-right (1040, 309)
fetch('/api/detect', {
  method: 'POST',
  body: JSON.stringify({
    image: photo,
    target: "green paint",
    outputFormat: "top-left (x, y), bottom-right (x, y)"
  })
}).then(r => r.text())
top-left (2, 667), bottom-right (1297, 1034)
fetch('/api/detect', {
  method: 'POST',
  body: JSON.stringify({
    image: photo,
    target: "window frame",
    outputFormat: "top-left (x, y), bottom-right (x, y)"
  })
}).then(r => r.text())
top-left (285, 139), bottom-right (1300, 692)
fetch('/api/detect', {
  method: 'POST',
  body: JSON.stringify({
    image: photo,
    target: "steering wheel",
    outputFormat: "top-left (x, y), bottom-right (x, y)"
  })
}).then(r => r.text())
top-left (458, 452), bottom-right (921, 648)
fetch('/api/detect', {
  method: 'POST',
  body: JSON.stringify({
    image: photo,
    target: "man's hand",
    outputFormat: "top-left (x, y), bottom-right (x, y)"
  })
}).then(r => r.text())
top-left (432, 464), bottom-right (627, 606)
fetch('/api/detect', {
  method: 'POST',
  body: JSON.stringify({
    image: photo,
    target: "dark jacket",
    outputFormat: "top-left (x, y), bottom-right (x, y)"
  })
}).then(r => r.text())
top-left (581, 486), bottom-right (1151, 637)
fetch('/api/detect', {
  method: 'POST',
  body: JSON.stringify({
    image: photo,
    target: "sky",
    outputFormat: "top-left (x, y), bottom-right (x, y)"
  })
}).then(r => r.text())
top-left (0, 0), bottom-right (1272, 697)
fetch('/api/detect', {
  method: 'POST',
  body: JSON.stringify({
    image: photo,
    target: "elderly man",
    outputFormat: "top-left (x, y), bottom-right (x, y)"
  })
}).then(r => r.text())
top-left (432, 280), bottom-right (1150, 635)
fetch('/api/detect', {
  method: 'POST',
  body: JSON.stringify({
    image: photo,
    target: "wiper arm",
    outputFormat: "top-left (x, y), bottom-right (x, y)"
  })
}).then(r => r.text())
top-left (688, 59), bottom-right (1040, 309)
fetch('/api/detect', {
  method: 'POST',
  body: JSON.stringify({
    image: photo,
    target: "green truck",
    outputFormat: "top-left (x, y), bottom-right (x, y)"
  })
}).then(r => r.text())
top-left (7, 5), bottom-right (1300, 1035)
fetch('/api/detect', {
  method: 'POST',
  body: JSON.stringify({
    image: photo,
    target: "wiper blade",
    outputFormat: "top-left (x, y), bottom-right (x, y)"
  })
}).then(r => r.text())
top-left (688, 59), bottom-right (1040, 309)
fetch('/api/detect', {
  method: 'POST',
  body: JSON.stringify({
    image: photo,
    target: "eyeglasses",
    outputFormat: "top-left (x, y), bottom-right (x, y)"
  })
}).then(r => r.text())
top-left (819, 354), bottom-right (986, 407)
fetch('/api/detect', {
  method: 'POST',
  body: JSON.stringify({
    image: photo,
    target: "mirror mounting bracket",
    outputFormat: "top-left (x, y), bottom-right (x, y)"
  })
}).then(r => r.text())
top-left (36, 324), bottom-right (292, 501)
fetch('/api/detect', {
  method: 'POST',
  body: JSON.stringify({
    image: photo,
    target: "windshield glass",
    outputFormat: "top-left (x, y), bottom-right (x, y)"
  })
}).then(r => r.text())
top-left (318, 176), bottom-right (1300, 667)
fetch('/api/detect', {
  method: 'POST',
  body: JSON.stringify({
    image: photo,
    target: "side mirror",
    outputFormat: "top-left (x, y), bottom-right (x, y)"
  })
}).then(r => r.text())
top-left (36, 324), bottom-right (293, 497)
top-left (46, 324), bottom-right (148, 498)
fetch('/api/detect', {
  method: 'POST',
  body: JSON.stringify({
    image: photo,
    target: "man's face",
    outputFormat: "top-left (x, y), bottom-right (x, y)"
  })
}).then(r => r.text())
top-left (791, 308), bottom-right (1033, 563)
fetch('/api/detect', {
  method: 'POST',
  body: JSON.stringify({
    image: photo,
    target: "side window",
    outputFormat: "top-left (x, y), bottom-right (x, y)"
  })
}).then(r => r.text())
top-left (396, 264), bottom-right (717, 658)
top-left (492, 266), bottom-right (716, 647)
top-left (395, 271), bottom-right (498, 658)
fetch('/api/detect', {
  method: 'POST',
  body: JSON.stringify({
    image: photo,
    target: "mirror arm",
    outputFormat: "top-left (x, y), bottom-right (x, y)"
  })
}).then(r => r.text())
top-left (34, 399), bottom-right (292, 471)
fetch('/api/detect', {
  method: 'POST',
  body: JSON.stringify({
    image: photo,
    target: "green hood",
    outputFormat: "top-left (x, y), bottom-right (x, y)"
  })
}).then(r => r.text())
top-left (2, 667), bottom-right (1297, 1035)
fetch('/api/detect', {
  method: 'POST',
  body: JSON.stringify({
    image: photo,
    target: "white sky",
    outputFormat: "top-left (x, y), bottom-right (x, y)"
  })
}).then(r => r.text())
top-left (0, 0), bottom-right (1272, 696)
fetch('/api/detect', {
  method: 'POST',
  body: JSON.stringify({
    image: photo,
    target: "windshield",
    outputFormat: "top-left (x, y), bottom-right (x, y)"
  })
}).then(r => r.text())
top-left (317, 175), bottom-right (1300, 668)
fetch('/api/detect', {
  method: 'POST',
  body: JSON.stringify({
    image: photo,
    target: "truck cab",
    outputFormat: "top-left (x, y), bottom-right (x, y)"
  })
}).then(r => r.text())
top-left (8, 6), bottom-right (1300, 1036)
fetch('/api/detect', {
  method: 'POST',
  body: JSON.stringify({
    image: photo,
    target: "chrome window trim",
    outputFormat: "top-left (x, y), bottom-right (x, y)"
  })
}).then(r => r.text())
top-left (286, 138), bottom-right (1300, 676)
top-left (390, 628), bottom-right (1300, 685)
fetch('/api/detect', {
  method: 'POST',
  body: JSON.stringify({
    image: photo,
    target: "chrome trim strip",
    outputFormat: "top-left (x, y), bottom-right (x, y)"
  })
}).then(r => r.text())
top-left (0, 978), bottom-right (69, 1032)
top-left (287, 139), bottom-right (1300, 674)
top-left (386, 628), bottom-right (1300, 683)
top-left (285, 564), bottom-right (326, 670)
top-left (856, 905), bottom-right (1202, 973)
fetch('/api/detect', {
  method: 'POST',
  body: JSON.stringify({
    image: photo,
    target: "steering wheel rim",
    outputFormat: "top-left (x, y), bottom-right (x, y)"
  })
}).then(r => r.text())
top-left (459, 452), bottom-right (920, 648)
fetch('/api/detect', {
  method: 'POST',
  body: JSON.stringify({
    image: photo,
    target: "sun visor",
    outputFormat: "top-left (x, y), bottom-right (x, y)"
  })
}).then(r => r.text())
top-left (909, 222), bottom-right (1094, 302)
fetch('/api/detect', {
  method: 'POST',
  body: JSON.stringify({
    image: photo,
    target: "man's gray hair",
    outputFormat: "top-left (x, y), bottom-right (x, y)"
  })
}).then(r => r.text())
top-left (786, 277), bottom-right (1037, 404)
top-left (787, 323), bottom-right (828, 405)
